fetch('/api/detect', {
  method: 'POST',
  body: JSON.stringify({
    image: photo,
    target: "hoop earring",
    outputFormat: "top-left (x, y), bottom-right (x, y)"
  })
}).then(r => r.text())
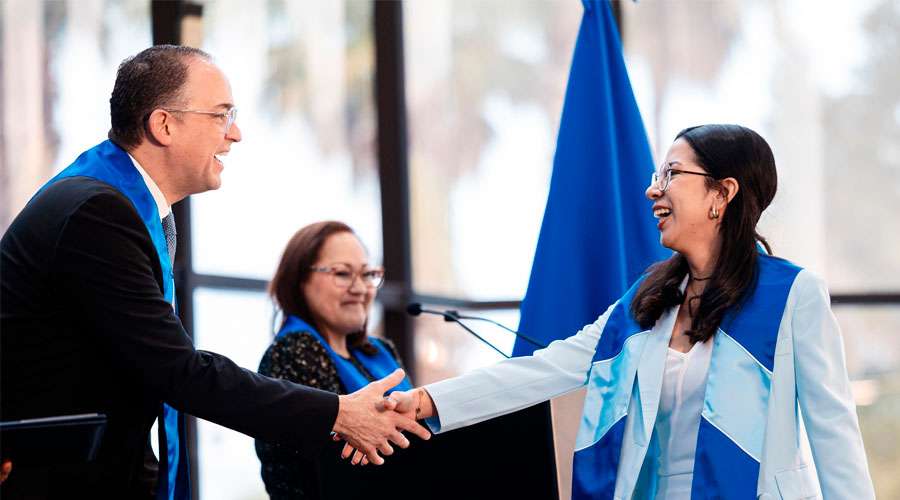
top-left (710, 206), bottom-right (720, 219)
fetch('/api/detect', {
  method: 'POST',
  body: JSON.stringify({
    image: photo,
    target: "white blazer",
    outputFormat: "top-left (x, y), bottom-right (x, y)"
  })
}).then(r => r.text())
top-left (424, 269), bottom-right (874, 499)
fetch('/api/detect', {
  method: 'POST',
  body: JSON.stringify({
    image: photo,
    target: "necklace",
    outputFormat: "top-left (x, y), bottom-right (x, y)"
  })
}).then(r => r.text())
top-left (689, 275), bottom-right (712, 281)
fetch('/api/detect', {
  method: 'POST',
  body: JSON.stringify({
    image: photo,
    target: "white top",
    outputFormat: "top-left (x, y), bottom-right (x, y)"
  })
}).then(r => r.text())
top-left (127, 153), bottom-right (170, 220)
top-left (655, 339), bottom-right (712, 499)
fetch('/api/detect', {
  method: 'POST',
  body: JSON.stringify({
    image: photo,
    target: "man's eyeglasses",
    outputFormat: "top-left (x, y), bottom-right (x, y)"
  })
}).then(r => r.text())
top-left (164, 106), bottom-right (237, 134)
top-left (651, 162), bottom-right (715, 192)
top-left (310, 265), bottom-right (385, 289)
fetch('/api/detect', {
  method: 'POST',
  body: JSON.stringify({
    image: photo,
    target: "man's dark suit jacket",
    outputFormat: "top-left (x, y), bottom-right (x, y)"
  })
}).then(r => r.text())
top-left (1, 176), bottom-right (339, 499)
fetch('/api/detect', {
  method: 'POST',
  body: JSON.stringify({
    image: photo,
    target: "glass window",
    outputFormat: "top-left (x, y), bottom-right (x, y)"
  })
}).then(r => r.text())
top-left (192, 288), bottom-right (274, 500)
top-left (621, 0), bottom-right (900, 293)
top-left (192, 0), bottom-right (381, 281)
top-left (192, 5), bottom-right (381, 497)
top-left (833, 305), bottom-right (900, 497)
top-left (403, 0), bottom-right (583, 300)
top-left (0, 0), bottom-right (151, 231)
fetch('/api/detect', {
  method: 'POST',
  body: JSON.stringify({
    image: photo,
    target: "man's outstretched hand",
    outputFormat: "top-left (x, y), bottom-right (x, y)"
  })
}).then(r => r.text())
top-left (332, 369), bottom-right (430, 465)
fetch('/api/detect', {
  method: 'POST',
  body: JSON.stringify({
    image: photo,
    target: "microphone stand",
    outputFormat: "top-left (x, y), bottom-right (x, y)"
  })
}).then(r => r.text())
top-left (443, 310), bottom-right (546, 349)
top-left (407, 303), bottom-right (546, 357)
top-left (441, 315), bottom-right (510, 359)
top-left (407, 303), bottom-right (511, 357)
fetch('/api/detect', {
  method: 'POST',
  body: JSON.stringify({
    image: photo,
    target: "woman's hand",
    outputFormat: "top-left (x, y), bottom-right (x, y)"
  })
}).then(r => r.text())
top-left (331, 370), bottom-right (431, 466)
top-left (338, 387), bottom-right (437, 465)
top-left (382, 387), bottom-right (436, 421)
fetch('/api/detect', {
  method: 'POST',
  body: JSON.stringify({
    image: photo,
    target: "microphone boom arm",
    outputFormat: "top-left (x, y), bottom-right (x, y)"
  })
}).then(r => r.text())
top-left (446, 318), bottom-right (510, 359)
top-left (407, 302), bottom-right (546, 355)
top-left (446, 311), bottom-right (547, 349)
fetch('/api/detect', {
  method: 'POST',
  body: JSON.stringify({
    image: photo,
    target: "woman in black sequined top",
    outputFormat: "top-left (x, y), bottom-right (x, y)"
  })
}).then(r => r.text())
top-left (255, 221), bottom-right (408, 500)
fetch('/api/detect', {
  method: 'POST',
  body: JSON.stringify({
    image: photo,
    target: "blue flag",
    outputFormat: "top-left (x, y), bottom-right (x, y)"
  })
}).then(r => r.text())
top-left (513, 0), bottom-right (668, 357)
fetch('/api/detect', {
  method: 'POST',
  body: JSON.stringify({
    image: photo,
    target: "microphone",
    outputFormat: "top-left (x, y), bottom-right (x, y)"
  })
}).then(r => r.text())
top-left (406, 303), bottom-right (547, 358)
top-left (405, 302), bottom-right (452, 319)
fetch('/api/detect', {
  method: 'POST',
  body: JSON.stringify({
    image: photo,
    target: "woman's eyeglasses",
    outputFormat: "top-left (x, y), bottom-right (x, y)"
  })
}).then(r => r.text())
top-left (651, 162), bottom-right (715, 191)
top-left (310, 265), bottom-right (385, 289)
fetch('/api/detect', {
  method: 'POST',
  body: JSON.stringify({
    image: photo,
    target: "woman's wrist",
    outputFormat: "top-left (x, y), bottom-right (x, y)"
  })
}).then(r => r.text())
top-left (415, 387), bottom-right (436, 419)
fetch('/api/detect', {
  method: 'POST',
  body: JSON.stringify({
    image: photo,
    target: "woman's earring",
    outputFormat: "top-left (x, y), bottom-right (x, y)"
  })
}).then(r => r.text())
top-left (710, 206), bottom-right (720, 219)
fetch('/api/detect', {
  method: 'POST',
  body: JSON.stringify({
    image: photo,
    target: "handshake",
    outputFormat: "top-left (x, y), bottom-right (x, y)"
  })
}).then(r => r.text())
top-left (332, 369), bottom-right (436, 466)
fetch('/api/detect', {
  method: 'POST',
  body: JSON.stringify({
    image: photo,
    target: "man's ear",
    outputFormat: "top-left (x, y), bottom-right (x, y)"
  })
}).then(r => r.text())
top-left (146, 109), bottom-right (175, 146)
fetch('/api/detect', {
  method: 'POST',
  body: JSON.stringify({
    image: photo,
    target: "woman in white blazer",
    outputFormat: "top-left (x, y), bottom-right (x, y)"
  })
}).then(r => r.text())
top-left (367, 125), bottom-right (875, 499)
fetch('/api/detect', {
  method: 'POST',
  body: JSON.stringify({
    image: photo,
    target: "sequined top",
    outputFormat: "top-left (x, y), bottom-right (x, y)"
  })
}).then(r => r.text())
top-left (255, 330), bottom-right (404, 500)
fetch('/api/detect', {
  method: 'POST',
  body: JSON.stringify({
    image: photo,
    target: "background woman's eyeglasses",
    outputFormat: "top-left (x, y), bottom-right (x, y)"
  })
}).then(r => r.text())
top-left (310, 265), bottom-right (385, 288)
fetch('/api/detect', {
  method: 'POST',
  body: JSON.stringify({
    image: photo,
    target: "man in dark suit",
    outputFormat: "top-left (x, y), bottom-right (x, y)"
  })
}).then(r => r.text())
top-left (0, 45), bottom-right (427, 499)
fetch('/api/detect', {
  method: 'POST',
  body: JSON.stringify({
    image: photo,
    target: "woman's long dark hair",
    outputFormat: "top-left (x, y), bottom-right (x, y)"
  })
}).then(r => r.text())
top-left (270, 221), bottom-right (377, 355)
top-left (630, 124), bottom-right (777, 344)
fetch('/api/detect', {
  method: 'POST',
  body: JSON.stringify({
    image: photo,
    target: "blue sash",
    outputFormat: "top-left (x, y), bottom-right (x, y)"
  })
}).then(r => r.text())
top-left (573, 278), bottom-right (649, 499)
top-left (276, 315), bottom-right (412, 394)
top-left (37, 140), bottom-right (189, 500)
top-left (572, 255), bottom-right (801, 499)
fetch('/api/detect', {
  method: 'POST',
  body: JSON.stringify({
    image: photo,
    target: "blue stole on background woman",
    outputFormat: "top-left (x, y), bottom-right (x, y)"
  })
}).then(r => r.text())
top-left (572, 254), bottom-right (801, 499)
top-left (37, 140), bottom-right (189, 500)
top-left (276, 315), bottom-right (413, 394)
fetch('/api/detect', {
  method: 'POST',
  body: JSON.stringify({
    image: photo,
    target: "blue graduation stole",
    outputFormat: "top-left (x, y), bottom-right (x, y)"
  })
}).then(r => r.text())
top-left (276, 315), bottom-right (413, 394)
top-left (38, 140), bottom-right (190, 500)
top-left (572, 255), bottom-right (801, 499)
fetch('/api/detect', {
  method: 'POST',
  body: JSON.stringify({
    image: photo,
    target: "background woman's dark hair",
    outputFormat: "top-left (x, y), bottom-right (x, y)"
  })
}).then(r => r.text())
top-left (631, 124), bottom-right (777, 343)
top-left (108, 44), bottom-right (211, 150)
top-left (270, 221), bottom-right (377, 355)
